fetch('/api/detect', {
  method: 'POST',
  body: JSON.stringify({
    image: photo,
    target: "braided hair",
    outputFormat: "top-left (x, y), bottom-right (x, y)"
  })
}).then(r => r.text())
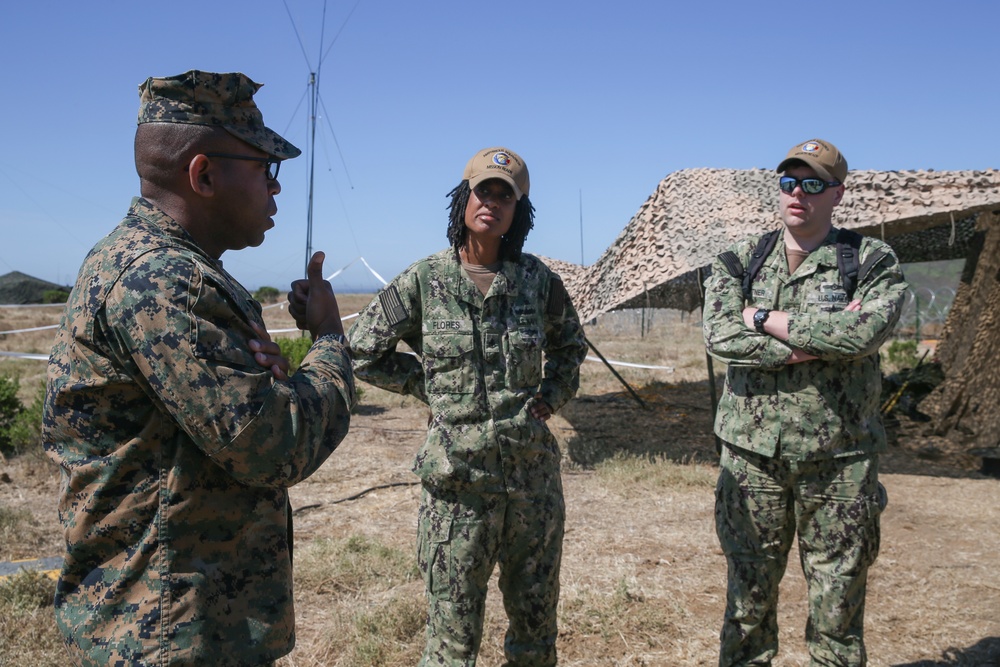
top-left (446, 180), bottom-right (536, 262)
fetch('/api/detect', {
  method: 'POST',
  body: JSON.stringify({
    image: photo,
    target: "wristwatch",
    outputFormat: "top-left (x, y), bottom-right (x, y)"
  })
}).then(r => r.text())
top-left (752, 308), bottom-right (770, 333)
top-left (318, 332), bottom-right (348, 346)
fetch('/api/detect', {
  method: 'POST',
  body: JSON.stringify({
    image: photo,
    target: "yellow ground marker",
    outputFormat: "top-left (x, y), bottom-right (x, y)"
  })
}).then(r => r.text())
top-left (0, 556), bottom-right (62, 581)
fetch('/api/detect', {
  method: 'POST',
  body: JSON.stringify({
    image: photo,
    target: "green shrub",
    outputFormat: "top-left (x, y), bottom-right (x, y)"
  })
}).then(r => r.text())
top-left (883, 339), bottom-right (920, 373)
top-left (277, 336), bottom-right (313, 373)
top-left (253, 286), bottom-right (281, 303)
top-left (40, 290), bottom-right (69, 304)
top-left (7, 383), bottom-right (45, 454)
top-left (276, 337), bottom-right (364, 410)
top-left (0, 377), bottom-right (44, 456)
top-left (0, 374), bottom-right (23, 454)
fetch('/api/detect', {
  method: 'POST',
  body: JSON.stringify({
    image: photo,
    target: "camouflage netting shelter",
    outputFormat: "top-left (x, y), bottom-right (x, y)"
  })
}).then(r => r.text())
top-left (919, 210), bottom-right (1000, 451)
top-left (543, 167), bottom-right (1000, 450)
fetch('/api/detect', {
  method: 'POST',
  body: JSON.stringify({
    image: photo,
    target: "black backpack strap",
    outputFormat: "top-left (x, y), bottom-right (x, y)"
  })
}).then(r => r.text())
top-left (834, 228), bottom-right (893, 298)
top-left (743, 230), bottom-right (781, 302)
top-left (835, 228), bottom-right (863, 298)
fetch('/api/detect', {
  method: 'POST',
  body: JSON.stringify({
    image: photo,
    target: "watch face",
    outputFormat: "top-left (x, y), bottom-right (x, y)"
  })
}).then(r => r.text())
top-left (753, 309), bottom-right (769, 331)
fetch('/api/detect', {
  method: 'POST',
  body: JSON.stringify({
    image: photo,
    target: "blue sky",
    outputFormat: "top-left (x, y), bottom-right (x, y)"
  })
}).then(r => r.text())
top-left (1, 1), bottom-right (998, 294)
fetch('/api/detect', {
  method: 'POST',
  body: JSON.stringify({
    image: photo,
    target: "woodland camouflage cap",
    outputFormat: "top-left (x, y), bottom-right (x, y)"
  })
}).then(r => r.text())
top-left (777, 138), bottom-right (847, 183)
top-left (137, 70), bottom-right (301, 159)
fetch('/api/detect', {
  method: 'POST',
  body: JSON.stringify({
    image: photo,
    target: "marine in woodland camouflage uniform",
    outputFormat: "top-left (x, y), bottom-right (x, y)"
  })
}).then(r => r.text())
top-left (703, 139), bottom-right (908, 667)
top-left (347, 148), bottom-right (587, 666)
top-left (43, 70), bottom-right (355, 667)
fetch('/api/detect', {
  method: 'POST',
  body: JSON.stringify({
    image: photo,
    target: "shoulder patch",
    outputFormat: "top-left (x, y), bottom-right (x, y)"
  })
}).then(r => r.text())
top-left (547, 277), bottom-right (567, 317)
top-left (379, 285), bottom-right (409, 327)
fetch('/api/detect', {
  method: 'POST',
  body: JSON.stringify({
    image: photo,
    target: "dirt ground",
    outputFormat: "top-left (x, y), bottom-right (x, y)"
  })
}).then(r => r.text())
top-left (1, 301), bottom-right (999, 666)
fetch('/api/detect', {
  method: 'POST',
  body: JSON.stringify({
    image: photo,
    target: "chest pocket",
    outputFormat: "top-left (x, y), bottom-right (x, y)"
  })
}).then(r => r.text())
top-left (805, 282), bottom-right (850, 313)
top-left (423, 323), bottom-right (476, 394)
top-left (505, 316), bottom-right (543, 388)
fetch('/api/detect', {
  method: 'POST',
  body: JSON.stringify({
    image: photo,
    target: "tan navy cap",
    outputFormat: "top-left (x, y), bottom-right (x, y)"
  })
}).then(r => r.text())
top-left (463, 147), bottom-right (530, 200)
top-left (777, 139), bottom-right (847, 183)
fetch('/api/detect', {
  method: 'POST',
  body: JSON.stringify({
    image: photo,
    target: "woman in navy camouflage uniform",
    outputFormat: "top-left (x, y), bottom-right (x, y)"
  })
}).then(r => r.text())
top-left (346, 147), bottom-right (587, 666)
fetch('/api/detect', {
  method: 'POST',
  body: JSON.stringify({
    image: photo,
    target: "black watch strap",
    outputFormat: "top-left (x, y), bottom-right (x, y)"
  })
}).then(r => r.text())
top-left (317, 332), bottom-right (347, 346)
top-left (753, 308), bottom-right (770, 333)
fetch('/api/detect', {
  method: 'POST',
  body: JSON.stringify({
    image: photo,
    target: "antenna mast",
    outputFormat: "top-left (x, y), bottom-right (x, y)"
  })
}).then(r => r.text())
top-left (304, 71), bottom-right (318, 276)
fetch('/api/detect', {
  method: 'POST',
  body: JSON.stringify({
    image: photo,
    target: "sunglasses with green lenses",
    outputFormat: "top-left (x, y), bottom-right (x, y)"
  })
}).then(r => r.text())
top-left (779, 176), bottom-right (840, 195)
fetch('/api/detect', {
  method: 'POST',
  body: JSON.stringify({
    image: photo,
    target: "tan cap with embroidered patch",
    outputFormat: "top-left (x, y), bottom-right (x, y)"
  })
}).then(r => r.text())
top-left (463, 147), bottom-right (530, 200)
top-left (777, 139), bottom-right (847, 183)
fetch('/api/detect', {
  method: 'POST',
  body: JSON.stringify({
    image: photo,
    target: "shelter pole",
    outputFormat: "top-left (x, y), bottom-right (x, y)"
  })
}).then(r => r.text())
top-left (584, 336), bottom-right (646, 409)
top-left (697, 267), bottom-right (722, 456)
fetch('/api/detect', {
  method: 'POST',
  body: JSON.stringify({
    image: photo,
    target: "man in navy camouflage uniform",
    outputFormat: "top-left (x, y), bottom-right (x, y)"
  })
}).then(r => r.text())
top-left (703, 139), bottom-right (908, 666)
top-left (340, 147), bottom-right (587, 666)
top-left (43, 70), bottom-right (355, 666)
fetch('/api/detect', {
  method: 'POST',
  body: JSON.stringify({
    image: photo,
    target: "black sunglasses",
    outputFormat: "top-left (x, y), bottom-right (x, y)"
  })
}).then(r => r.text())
top-left (472, 183), bottom-right (515, 203)
top-left (203, 152), bottom-right (281, 180)
top-left (779, 176), bottom-right (840, 195)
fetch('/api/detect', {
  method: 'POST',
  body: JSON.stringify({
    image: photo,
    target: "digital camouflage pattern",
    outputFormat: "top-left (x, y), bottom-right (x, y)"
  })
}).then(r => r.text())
top-left (417, 482), bottom-right (564, 667)
top-left (349, 249), bottom-right (586, 665)
top-left (137, 70), bottom-right (301, 160)
top-left (43, 197), bottom-right (355, 667)
top-left (704, 227), bottom-right (908, 459)
top-left (715, 446), bottom-right (885, 666)
top-left (349, 249), bottom-right (587, 494)
top-left (703, 225), bottom-right (907, 667)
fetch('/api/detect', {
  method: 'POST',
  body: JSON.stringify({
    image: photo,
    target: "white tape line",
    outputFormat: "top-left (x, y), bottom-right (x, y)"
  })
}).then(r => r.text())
top-left (585, 356), bottom-right (673, 371)
top-left (359, 257), bottom-right (389, 286)
top-left (0, 351), bottom-right (49, 361)
top-left (0, 324), bottom-right (59, 335)
top-left (325, 256), bottom-right (361, 281)
top-left (1, 328), bottom-right (675, 373)
top-left (0, 303), bottom-right (65, 309)
top-left (269, 312), bottom-right (359, 335)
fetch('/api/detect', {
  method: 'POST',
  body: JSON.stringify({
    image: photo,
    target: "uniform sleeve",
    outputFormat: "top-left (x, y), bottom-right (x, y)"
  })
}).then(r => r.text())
top-left (105, 252), bottom-right (355, 488)
top-left (347, 271), bottom-right (428, 403)
top-left (702, 251), bottom-right (794, 369)
top-left (539, 277), bottom-right (588, 413)
top-left (786, 245), bottom-right (908, 360)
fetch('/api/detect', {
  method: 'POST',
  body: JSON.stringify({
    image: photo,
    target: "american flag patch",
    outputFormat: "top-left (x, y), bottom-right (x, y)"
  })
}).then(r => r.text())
top-left (379, 285), bottom-right (409, 326)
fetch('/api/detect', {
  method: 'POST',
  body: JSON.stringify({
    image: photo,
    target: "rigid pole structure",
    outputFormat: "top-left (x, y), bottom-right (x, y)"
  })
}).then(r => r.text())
top-left (584, 336), bottom-right (646, 409)
top-left (304, 71), bottom-right (318, 276)
top-left (697, 266), bottom-right (722, 456)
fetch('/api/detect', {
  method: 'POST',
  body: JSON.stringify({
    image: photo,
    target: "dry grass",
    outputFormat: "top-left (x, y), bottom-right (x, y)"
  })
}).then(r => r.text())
top-left (2, 300), bottom-right (999, 666)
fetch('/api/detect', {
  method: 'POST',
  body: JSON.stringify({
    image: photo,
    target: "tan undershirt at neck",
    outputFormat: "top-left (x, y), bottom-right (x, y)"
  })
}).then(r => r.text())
top-left (462, 260), bottom-right (502, 296)
top-left (786, 247), bottom-right (811, 275)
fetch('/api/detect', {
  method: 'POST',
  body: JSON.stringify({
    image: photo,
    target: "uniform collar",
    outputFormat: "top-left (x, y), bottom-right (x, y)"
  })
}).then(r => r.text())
top-left (445, 250), bottom-right (519, 304)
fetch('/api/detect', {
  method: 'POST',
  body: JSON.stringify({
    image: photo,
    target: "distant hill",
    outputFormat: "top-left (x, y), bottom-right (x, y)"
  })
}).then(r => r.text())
top-left (0, 271), bottom-right (72, 304)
